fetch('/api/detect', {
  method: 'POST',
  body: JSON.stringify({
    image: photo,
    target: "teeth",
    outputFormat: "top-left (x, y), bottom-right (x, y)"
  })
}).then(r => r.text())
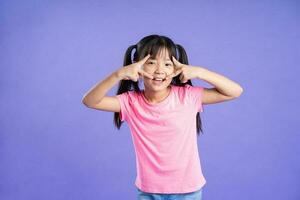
top-left (153, 78), bottom-right (164, 81)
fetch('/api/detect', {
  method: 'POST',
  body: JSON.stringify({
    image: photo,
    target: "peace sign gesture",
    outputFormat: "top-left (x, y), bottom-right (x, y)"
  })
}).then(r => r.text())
top-left (117, 54), bottom-right (154, 82)
top-left (165, 56), bottom-right (200, 83)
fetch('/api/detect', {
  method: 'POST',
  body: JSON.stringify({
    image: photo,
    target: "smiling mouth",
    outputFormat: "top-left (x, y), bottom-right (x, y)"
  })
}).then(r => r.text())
top-left (152, 77), bottom-right (166, 81)
top-left (151, 77), bottom-right (167, 85)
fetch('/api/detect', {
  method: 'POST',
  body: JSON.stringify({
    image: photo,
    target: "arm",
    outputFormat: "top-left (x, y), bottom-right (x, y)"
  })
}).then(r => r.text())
top-left (81, 54), bottom-right (153, 112)
top-left (81, 70), bottom-right (122, 112)
top-left (195, 67), bottom-right (244, 104)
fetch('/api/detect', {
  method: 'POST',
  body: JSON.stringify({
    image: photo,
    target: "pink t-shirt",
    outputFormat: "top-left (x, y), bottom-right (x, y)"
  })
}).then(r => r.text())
top-left (116, 84), bottom-right (206, 194)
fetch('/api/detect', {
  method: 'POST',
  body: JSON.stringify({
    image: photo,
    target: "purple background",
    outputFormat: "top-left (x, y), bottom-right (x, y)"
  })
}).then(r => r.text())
top-left (1, 0), bottom-right (299, 199)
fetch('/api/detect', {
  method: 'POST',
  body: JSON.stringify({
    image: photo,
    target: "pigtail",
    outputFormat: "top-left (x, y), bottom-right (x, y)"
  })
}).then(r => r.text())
top-left (175, 44), bottom-right (204, 135)
top-left (113, 44), bottom-right (142, 130)
top-left (171, 44), bottom-right (191, 87)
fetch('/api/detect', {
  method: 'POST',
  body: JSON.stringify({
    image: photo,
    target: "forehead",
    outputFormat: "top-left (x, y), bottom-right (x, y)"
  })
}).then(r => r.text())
top-left (149, 48), bottom-right (171, 60)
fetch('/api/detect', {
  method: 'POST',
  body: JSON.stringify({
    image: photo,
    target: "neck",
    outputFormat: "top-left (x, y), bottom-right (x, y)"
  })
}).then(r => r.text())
top-left (143, 86), bottom-right (171, 103)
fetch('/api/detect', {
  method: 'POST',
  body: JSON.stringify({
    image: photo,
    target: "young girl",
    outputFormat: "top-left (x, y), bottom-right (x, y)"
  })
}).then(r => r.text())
top-left (82, 34), bottom-right (243, 200)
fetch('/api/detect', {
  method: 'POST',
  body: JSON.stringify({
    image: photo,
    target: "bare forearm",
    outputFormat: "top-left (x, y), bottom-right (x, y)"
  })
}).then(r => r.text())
top-left (82, 70), bottom-right (121, 106)
top-left (195, 66), bottom-right (243, 97)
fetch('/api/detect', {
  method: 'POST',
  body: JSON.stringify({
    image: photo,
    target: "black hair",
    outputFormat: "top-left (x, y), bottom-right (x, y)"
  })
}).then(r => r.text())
top-left (113, 34), bottom-right (204, 136)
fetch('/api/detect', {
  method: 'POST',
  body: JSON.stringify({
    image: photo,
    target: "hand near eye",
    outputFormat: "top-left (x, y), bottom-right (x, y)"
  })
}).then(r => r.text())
top-left (117, 54), bottom-right (154, 82)
top-left (165, 56), bottom-right (200, 83)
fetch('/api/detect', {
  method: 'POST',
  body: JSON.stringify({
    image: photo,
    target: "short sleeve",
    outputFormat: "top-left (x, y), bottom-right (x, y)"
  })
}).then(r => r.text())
top-left (185, 84), bottom-right (204, 113)
top-left (116, 92), bottom-right (131, 122)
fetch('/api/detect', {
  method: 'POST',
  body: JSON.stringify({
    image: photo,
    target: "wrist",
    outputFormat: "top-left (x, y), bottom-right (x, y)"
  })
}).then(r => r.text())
top-left (113, 69), bottom-right (123, 80)
top-left (195, 66), bottom-right (208, 79)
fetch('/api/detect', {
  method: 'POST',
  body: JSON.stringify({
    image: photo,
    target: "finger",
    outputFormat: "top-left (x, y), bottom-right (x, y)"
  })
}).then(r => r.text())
top-left (138, 70), bottom-right (154, 79)
top-left (138, 54), bottom-right (151, 70)
top-left (165, 73), bottom-right (173, 80)
top-left (173, 68), bottom-right (183, 78)
top-left (165, 68), bottom-right (182, 80)
top-left (174, 68), bottom-right (183, 76)
top-left (123, 76), bottom-right (131, 80)
top-left (179, 73), bottom-right (184, 82)
top-left (172, 56), bottom-right (180, 64)
top-left (138, 73), bottom-right (142, 80)
top-left (172, 56), bottom-right (182, 68)
top-left (139, 54), bottom-right (151, 64)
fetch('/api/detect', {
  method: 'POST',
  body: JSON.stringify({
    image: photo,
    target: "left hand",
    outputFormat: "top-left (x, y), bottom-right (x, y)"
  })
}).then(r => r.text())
top-left (165, 56), bottom-right (200, 83)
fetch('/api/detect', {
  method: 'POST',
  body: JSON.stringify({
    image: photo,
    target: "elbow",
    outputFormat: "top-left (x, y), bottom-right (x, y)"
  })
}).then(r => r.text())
top-left (82, 96), bottom-right (101, 108)
top-left (82, 96), bottom-right (91, 107)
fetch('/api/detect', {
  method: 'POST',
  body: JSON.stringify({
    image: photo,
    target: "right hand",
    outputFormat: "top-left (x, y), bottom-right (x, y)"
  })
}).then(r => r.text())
top-left (117, 54), bottom-right (154, 82)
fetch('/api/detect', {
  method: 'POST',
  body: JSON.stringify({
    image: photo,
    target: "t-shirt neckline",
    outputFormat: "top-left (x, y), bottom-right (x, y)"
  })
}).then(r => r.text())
top-left (141, 85), bottom-right (173, 107)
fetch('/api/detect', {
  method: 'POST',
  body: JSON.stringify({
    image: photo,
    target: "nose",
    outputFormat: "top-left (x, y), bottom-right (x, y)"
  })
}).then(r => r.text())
top-left (154, 63), bottom-right (166, 75)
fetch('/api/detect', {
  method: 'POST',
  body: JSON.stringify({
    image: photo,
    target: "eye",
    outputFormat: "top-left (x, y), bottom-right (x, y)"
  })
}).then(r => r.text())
top-left (166, 63), bottom-right (173, 66)
top-left (147, 61), bottom-right (154, 64)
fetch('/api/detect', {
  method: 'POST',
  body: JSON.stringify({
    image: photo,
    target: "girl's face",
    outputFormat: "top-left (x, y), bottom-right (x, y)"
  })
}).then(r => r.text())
top-left (142, 48), bottom-right (174, 92)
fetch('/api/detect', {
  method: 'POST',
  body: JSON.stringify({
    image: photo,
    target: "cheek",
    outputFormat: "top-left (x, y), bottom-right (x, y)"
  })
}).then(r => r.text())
top-left (143, 67), bottom-right (154, 73)
top-left (166, 69), bottom-right (174, 76)
top-left (165, 67), bottom-right (174, 74)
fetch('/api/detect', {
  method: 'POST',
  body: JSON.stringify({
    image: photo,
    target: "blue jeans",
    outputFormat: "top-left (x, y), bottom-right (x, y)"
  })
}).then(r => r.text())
top-left (136, 187), bottom-right (203, 200)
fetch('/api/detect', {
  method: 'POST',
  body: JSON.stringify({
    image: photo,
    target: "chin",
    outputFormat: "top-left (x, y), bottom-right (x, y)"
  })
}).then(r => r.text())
top-left (144, 81), bottom-right (171, 91)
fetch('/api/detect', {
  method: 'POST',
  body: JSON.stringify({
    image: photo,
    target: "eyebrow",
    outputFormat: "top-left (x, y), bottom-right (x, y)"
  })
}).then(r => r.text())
top-left (149, 58), bottom-right (172, 61)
